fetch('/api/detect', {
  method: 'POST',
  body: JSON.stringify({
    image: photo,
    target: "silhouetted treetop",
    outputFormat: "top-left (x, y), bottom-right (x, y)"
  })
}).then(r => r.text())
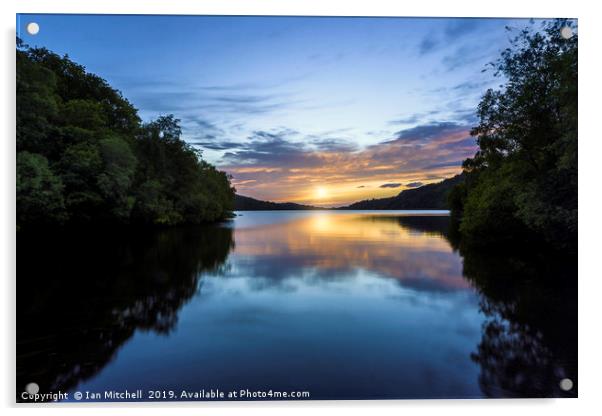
top-left (16, 40), bottom-right (235, 228)
top-left (450, 19), bottom-right (577, 250)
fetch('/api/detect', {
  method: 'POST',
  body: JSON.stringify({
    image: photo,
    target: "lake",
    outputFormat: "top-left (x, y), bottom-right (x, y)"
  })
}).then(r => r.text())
top-left (17, 211), bottom-right (577, 401)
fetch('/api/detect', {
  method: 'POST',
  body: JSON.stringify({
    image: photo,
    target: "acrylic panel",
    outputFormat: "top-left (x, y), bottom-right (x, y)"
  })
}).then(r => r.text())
top-left (16, 14), bottom-right (577, 402)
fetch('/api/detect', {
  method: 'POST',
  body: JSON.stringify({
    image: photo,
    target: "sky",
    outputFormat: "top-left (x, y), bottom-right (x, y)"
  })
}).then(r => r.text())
top-left (17, 14), bottom-right (540, 207)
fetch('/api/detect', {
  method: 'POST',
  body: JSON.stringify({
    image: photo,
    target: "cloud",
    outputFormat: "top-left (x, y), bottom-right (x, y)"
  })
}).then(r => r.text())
top-left (388, 110), bottom-right (441, 126)
top-left (443, 18), bottom-right (481, 40)
top-left (380, 183), bottom-right (402, 189)
top-left (215, 120), bottom-right (476, 206)
top-left (418, 37), bottom-right (438, 55)
top-left (131, 90), bottom-right (298, 152)
top-left (417, 18), bottom-right (487, 57)
top-left (451, 80), bottom-right (491, 92)
top-left (405, 182), bottom-right (423, 188)
top-left (449, 108), bottom-right (479, 125)
top-left (389, 107), bottom-right (478, 130)
top-left (211, 93), bottom-right (283, 105)
top-left (220, 130), bottom-right (322, 168)
top-left (123, 69), bottom-right (317, 119)
top-left (190, 140), bottom-right (242, 150)
top-left (413, 18), bottom-right (512, 76)
top-left (309, 137), bottom-right (358, 152)
top-left (116, 75), bottom-right (311, 154)
top-left (213, 129), bottom-right (359, 167)
top-left (438, 137), bottom-right (476, 150)
top-left (388, 121), bottom-right (469, 145)
top-left (425, 160), bottom-right (467, 170)
top-left (441, 45), bottom-right (491, 71)
top-left (188, 116), bottom-right (221, 130)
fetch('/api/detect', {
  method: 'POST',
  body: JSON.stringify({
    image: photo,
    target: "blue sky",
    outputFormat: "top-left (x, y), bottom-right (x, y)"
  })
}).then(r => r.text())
top-left (17, 14), bottom-right (539, 206)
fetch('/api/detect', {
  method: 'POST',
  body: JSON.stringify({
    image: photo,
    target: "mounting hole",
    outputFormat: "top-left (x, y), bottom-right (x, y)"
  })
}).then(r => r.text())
top-left (560, 26), bottom-right (573, 40)
top-left (25, 382), bottom-right (39, 394)
top-left (26, 22), bottom-right (40, 35)
top-left (559, 378), bottom-right (573, 391)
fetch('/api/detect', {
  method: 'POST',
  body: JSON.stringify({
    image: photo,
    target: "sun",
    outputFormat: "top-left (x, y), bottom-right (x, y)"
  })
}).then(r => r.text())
top-left (314, 186), bottom-right (328, 199)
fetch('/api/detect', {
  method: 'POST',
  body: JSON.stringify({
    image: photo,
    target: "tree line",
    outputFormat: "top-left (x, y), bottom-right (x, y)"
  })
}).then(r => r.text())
top-left (17, 39), bottom-right (235, 229)
top-left (449, 20), bottom-right (577, 251)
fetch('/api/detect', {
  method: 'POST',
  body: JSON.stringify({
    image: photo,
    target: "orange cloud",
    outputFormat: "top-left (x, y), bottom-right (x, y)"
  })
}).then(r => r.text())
top-left (218, 123), bottom-right (476, 206)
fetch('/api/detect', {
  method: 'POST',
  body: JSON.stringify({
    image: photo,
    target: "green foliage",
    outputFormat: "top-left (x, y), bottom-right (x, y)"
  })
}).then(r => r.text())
top-left (459, 166), bottom-right (530, 245)
top-left (451, 20), bottom-right (577, 249)
top-left (16, 152), bottom-right (66, 226)
top-left (97, 136), bottom-right (137, 221)
top-left (16, 40), bottom-right (235, 229)
top-left (59, 99), bottom-right (108, 130)
top-left (131, 115), bottom-right (235, 225)
top-left (16, 45), bottom-right (59, 155)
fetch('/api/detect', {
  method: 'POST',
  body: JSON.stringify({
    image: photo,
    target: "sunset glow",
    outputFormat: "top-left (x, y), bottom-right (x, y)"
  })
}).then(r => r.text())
top-left (233, 213), bottom-right (469, 290)
top-left (21, 15), bottom-right (539, 207)
top-left (314, 187), bottom-right (328, 200)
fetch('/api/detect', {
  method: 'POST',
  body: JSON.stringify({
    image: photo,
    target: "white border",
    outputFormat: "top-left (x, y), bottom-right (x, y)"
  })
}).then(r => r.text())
top-left (2, 1), bottom-right (600, 415)
top-left (9, 0), bottom-right (581, 18)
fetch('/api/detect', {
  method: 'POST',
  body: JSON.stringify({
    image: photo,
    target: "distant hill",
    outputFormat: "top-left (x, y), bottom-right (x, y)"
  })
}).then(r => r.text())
top-left (234, 194), bottom-right (320, 211)
top-left (340, 174), bottom-right (464, 210)
top-left (235, 174), bottom-right (464, 211)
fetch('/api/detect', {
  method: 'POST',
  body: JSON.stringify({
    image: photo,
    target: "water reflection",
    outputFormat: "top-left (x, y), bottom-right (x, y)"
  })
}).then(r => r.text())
top-left (17, 226), bottom-right (234, 400)
top-left (461, 249), bottom-right (577, 397)
top-left (16, 211), bottom-right (576, 400)
top-left (232, 213), bottom-right (468, 292)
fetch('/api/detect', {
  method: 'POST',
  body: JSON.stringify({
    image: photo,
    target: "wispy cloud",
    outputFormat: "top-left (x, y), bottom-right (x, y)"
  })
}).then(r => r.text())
top-left (418, 36), bottom-right (438, 55)
top-left (390, 121), bottom-right (469, 145)
top-left (380, 183), bottom-right (402, 189)
top-left (388, 110), bottom-right (441, 126)
top-left (416, 18), bottom-right (485, 57)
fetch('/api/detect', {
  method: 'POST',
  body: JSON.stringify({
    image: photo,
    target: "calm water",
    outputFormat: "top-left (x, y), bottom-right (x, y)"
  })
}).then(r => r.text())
top-left (17, 211), bottom-right (577, 401)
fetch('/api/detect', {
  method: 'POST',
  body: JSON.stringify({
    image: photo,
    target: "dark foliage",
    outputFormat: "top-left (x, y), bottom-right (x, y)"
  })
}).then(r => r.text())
top-left (450, 20), bottom-right (577, 249)
top-left (16, 40), bottom-right (234, 228)
top-left (398, 215), bottom-right (577, 398)
top-left (461, 245), bottom-right (577, 397)
top-left (234, 194), bottom-right (320, 211)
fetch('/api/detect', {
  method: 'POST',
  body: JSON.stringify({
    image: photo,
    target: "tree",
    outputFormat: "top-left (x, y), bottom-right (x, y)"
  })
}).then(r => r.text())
top-left (451, 20), bottom-right (577, 249)
top-left (16, 43), bottom-right (59, 155)
top-left (17, 152), bottom-right (66, 227)
top-left (97, 136), bottom-right (137, 221)
top-left (16, 40), bottom-right (235, 229)
top-left (132, 115), bottom-right (235, 225)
